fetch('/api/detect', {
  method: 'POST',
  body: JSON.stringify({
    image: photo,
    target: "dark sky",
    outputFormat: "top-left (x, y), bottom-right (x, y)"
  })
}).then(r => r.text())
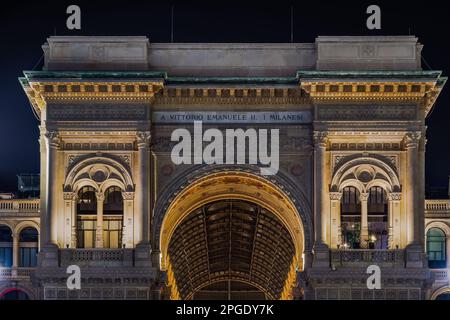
top-left (0, 0), bottom-right (449, 192)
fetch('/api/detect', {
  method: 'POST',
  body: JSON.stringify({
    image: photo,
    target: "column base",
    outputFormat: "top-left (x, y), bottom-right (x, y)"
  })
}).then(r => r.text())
top-left (135, 242), bottom-right (153, 267)
top-left (405, 243), bottom-right (426, 268)
top-left (38, 243), bottom-right (59, 267)
top-left (312, 242), bottom-right (330, 268)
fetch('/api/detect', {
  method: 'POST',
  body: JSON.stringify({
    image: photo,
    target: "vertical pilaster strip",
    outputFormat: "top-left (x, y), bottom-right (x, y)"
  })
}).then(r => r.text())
top-left (329, 192), bottom-right (342, 248)
top-left (360, 192), bottom-right (369, 248)
top-left (388, 192), bottom-right (401, 249)
top-left (122, 191), bottom-right (135, 248)
top-left (63, 192), bottom-right (77, 248)
top-left (12, 233), bottom-right (19, 268)
top-left (96, 192), bottom-right (105, 248)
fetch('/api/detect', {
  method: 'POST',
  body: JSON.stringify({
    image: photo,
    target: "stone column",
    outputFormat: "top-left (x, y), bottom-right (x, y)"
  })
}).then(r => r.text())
top-left (404, 132), bottom-right (421, 245)
top-left (136, 131), bottom-right (151, 244)
top-left (312, 131), bottom-right (329, 267)
top-left (122, 191), bottom-right (135, 248)
top-left (404, 132), bottom-right (424, 267)
top-left (135, 131), bottom-right (152, 267)
top-left (418, 135), bottom-right (427, 247)
top-left (12, 233), bottom-right (19, 268)
top-left (329, 192), bottom-right (342, 248)
top-left (38, 130), bottom-right (60, 267)
top-left (95, 192), bottom-right (105, 248)
top-left (43, 130), bottom-right (60, 246)
top-left (387, 192), bottom-right (401, 249)
top-left (360, 192), bottom-right (369, 248)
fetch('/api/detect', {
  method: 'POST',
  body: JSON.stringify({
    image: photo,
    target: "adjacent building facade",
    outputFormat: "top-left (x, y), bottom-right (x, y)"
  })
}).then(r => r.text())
top-left (0, 35), bottom-right (449, 300)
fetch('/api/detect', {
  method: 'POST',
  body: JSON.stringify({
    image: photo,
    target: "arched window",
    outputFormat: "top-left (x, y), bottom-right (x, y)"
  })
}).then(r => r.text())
top-left (427, 228), bottom-right (446, 268)
top-left (0, 225), bottom-right (13, 267)
top-left (341, 187), bottom-right (361, 249)
top-left (0, 289), bottom-right (29, 300)
top-left (103, 186), bottom-right (123, 248)
top-left (19, 227), bottom-right (38, 267)
top-left (368, 187), bottom-right (388, 249)
top-left (77, 186), bottom-right (97, 248)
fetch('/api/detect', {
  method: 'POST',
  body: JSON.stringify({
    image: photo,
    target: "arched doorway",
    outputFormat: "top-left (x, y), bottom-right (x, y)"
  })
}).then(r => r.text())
top-left (158, 170), bottom-right (307, 300)
top-left (0, 289), bottom-right (29, 300)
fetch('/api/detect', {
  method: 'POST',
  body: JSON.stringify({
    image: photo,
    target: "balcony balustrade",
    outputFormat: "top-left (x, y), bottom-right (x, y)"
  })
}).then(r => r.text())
top-left (425, 199), bottom-right (450, 213)
top-left (60, 248), bottom-right (134, 267)
top-left (431, 269), bottom-right (449, 282)
top-left (0, 199), bottom-right (40, 214)
top-left (0, 267), bottom-right (35, 279)
top-left (330, 249), bottom-right (405, 268)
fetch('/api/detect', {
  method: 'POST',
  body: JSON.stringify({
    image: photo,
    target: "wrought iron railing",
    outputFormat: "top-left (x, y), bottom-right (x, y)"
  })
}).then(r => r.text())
top-left (330, 249), bottom-right (405, 267)
top-left (60, 248), bottom-right (134, 267)
top-left (0, 267), bottom-right (35, 278)
top-left (431, 268), bottom-right (449, 282)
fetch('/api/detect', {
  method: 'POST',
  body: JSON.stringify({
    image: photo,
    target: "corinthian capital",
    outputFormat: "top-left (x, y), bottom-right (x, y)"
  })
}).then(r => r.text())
top-left (136, 131), bottom-right (151, 149)
top-left (387, 192), bottom-right (402, 201)
top-left (329, 192), bottom-right (343, 201)
top-left (122, 191), bottom-right (135, 200)
top-left (313, 131), bottom-right (328, 148)
top-left (403, 132), bottom-right (421, 149)
top-left (44, 130), bottom-right (61, 149)
top-left (96, 192), bottom-right (105, 202)
top-left (359, 192), bottom-right (369, 201)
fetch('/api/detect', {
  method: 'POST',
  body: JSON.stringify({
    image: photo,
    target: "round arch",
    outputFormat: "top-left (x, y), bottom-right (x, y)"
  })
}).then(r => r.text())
top-left (426, 222), bottom-right (450, 236)
top-left (153, 165), bottom-right (313, 255)
top-left (156, 166), bottom-right (310, 273)
top-left (431, 285), bottom-right (450, 300)
top-left (0, 286), bottom-right (35, 300)
top-left (0, 222), bottom-right (14, 231)
top-left (331, 155), bottom-right (401, 193)
top-left (64, 154), bottom-right (134, 193)
top-left (13, 221), bottom-right (40, 237)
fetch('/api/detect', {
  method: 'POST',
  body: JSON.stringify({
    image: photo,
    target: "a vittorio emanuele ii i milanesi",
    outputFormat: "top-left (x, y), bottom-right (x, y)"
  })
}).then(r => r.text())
top-left (0, 35), bottom-right (450, 300)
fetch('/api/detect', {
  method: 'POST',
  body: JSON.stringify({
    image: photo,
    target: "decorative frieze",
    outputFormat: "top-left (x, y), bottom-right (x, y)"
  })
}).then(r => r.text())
top-left (330, 142), bottom-right (401, 151)
top-left (64, 142), bottom-right (134, 151)
top-left (317, 104), bottom-right (417, 121)
top-left (47, 102), bottom-right (149, 121)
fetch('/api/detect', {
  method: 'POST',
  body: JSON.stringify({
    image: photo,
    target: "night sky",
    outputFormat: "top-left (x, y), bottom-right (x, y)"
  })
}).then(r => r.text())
top-left (0, 0), bottom-right (449, 192)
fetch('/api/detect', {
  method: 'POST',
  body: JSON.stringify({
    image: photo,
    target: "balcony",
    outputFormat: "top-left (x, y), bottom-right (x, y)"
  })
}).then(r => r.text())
top-left (0, 199), bottom-right (40, 215)
top-left (431, 269), bottom-right (449, 283)
top-left (425, 199), bottom-right (450, 214)
top-left (60, 248), bottom-right (134, 267)
top-left (330, 249), bottom-right (405, 268)
top-left (0, 267), bottom-right (35, 279)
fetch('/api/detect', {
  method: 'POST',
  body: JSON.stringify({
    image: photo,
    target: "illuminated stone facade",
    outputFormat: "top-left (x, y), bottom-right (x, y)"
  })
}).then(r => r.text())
top-left (0, 35), bottom-right (449, 300)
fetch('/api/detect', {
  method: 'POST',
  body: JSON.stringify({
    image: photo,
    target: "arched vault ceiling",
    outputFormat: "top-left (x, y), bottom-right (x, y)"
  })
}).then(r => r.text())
top-left (167, 199), bottom-right (296, 300)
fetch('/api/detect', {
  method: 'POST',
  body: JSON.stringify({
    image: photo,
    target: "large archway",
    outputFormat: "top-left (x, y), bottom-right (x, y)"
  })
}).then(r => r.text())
top-left (157, 169), bottom-right (308, 300)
